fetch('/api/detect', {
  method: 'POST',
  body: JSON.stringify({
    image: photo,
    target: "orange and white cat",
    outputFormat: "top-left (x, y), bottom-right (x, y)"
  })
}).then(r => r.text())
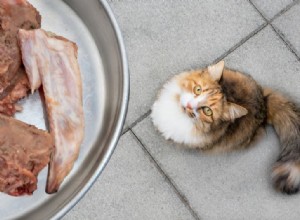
top-left (151, 61), bottom-right (300, 195)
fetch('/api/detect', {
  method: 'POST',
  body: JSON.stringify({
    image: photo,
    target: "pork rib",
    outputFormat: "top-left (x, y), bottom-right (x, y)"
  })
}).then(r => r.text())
top-left (18, 29), bottom-right (84, 194)
top-left (0, 113), bottom-right (54, 196)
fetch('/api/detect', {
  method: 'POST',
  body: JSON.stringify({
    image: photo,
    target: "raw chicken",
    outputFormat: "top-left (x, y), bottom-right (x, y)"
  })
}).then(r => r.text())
top-left (18, 29), bottom-right (84, 193)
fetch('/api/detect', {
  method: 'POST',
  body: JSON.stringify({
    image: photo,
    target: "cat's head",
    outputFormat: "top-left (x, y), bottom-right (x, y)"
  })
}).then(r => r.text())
top-left (177, 61), bottom-right (248, 128)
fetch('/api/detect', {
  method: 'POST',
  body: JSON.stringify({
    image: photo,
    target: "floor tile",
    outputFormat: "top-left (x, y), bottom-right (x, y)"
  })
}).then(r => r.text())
top-left (132, 26), bottom-right (300, 219)
top-left (108, 0), bottom-right (264, 126)
top-left (251, 0), bottom-right (295, 19)
top-left (64, 132), bottom-right (195, 220)
top-left (133, 116), bottom-right (300, 220)
top-left (272, 2), bottom-right (300, 56)
top-left (225, 26), bottom-right (300, 100)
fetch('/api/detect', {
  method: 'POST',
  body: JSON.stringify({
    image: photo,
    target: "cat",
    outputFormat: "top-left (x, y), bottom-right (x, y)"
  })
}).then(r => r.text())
top-left (151, 61), bottom-right (300, 195)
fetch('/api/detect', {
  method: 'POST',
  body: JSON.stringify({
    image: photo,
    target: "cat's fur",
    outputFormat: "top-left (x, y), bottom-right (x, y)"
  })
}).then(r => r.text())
top-left (151, 61), bottom-right (300, 195)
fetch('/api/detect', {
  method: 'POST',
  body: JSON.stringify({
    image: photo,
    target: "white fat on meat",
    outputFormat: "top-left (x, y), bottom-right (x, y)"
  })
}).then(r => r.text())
top-left (18, 29), bottom-right (84, 193)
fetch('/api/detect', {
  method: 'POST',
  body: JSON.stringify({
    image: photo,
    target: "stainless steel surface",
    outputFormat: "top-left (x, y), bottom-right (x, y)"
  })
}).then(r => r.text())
top-left (0, 0), bottom-right (129, 219)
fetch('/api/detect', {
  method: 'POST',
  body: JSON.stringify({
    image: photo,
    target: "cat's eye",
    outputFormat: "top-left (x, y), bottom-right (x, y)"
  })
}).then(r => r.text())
top-left (202, 106), bottom-right (213, 116)
top-left (193, 85), bottom-right (202, 95)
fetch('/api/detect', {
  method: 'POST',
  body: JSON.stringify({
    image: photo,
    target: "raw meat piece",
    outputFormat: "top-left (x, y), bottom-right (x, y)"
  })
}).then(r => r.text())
top-left (0, 67), bottom-right (29, 116)
top-left (0, 0), bottom-right (41, 115)
top-left (18, 29), bottom-right (84, 194)
top-left (0, 113), bottom-right (54, 196)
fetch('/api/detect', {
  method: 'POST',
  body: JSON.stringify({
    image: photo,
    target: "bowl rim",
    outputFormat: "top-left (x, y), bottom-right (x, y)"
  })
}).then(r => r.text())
top-left (54, 0), bottom-right (129, 218)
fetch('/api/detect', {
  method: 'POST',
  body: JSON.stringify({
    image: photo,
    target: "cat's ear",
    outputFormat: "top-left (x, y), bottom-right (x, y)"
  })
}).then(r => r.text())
top-left (208, 60), bottom-right (225, 81)
top-left (223, 102), bottom-right (248, 121)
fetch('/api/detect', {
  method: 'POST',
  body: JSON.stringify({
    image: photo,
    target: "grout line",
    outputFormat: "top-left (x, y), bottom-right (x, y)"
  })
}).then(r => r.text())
top-left (122, 0), bottom-right (300, 136)
top-left (248, 0), bottom-right (271, 21)
top-left (248, 0), bottom-right (299, 22)
top-left (271, 26), bottom-right (300, 62)
top-left (123, 110), bottom-right (152, 134)
top-left (214, 23), bottom-right (268, 63)
top-left (126, 21), bottom-right (269, 133)
top-left (130, 110), bottom-right (152, 128)
top-left (248, 0), bottom-right (300, 62)
top-left (269, 0), bottom-right (300, 22)
top-left (115, 2), bottom-right (299, 219)
top-left (121, 0), bottom-right (299, 135)
top-left (122, 127), bottom-right (130, 135)
top-left (130, 130), bottom-right (201, 220)
top-left (121, 110), bottom-right (151, 136)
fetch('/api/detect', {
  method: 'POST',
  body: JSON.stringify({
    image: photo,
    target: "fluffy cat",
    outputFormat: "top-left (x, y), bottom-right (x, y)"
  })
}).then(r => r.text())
top-left (151, 61), bottom-right (300, 195)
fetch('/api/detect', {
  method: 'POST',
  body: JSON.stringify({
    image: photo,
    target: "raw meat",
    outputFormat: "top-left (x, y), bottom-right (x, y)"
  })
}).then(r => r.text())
top-left (0, 0), bottom-right (41, 115)
top-left (18, 29), bottom-right (84, 194)
top-left (0, 68), bottom-right (29, 115)
top-left (0, 113), bottom-right (54, 196)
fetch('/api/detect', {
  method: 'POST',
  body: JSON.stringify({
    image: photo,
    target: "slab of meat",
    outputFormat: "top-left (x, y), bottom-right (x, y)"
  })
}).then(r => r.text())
top-left (0, 0), bottom-right (41, 115)
top-left (0, 113), bottom-right (54, 196)
top-left (18, 29), bottom-right (84, 194)
top-left (0, 67), bottom-right (29, 115)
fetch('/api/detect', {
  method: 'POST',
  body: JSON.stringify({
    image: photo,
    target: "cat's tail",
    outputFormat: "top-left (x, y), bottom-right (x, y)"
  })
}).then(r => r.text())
top-left (264, 88), bottom-right (300, 194)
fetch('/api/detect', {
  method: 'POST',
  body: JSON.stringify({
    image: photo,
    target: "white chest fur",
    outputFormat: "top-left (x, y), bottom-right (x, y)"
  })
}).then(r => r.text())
top-left (151, 77), bottom-right (209, 148)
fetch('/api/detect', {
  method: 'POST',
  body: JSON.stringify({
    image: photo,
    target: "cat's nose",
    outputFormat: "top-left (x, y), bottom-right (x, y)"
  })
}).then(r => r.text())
top-left (186, 102), bottom-right (193, 110)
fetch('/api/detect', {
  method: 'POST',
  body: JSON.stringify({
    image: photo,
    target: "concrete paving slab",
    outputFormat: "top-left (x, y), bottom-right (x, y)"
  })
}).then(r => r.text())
top-left (132, 26), bottom-right (300, 220)
top-left (272, 2), bottom-right (300, 56)
top-left (108, 0), bottom-right (264, 127)
top-left (133, 117), bottom-right (300, 220)
top-left (225, 26), bottom-right (300, 100)
top-left (64, 132), bottom-right (195, 220)
top-left (251, 0), bottom-right (295, 19)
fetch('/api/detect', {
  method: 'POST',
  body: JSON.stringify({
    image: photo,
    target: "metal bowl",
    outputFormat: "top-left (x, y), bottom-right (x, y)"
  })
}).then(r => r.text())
top-left (0, 0), bottom-right (129, 219)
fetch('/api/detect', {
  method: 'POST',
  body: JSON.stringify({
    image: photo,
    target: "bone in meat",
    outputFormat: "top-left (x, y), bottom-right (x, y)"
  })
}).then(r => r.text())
top-left (18, 29), bottom-right (84, 194)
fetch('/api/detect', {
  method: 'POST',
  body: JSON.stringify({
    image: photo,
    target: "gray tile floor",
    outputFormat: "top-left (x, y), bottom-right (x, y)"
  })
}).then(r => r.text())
top-left (65, 0), bottom-right (300, 219)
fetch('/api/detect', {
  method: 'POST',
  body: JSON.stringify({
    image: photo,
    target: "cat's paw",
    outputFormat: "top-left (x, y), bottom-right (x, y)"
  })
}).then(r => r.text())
top-left (272, 161), bottom-right (300, 195)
